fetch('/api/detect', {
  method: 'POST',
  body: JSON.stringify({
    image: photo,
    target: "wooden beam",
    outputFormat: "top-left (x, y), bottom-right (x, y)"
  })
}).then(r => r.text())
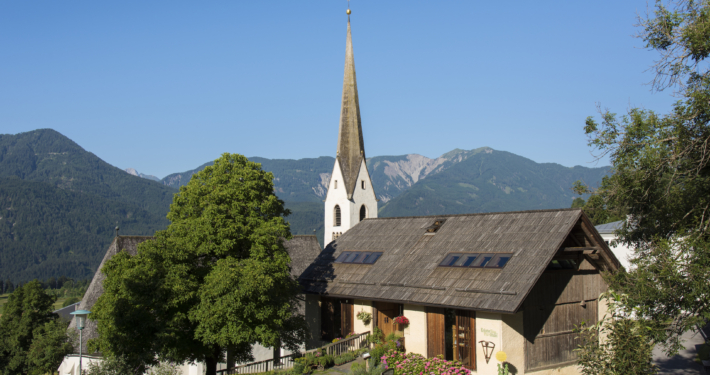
top-left (580, 220), bottom-right (618, 270)
top-left (563, 247), bottom-right (599, 254)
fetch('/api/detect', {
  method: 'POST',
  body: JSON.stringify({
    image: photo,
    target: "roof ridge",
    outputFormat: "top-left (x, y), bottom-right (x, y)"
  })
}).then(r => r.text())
top-left (364, 208), bottom-right (582, 221)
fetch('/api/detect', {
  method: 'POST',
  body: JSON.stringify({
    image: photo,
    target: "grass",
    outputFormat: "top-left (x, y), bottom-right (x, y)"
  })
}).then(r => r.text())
top-left (0, 293), bottom-right (80, 316)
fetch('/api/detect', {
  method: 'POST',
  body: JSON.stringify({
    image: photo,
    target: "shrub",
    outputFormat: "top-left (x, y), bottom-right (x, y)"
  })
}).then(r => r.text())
top-left (367, 327), bottom-right (384, 345)
top-left (291, 361), bottom-right (305, 375)
top-left (380, 350), bottom-right (471, 375)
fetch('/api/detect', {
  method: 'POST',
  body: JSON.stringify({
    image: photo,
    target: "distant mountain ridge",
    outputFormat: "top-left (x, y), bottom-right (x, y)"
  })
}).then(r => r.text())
top-left (124, 168), bottom-right (160, 182)
top-left (1, 129), bottom-right (609, 282)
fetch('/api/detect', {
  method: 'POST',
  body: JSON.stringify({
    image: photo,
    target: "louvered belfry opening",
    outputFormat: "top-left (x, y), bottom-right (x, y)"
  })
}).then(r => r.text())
top-left (334, 205), bottom-right (341, 227)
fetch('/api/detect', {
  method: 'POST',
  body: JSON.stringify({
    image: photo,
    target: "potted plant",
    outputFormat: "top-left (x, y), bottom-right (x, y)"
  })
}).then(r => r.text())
top-left (356, 310), bottom-right (372, 326)
top-left (393, 315), bottom-right (409, 332)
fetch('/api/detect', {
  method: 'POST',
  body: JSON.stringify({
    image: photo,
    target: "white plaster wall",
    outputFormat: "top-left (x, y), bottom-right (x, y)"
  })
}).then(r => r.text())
top-left (501, 312), bottom-right (525, 375)
top-left (402, 304), bottom-right (427, 357)
top-left (324, 159), bottom-right (378, 244)
top-left (353, 299), bottom-right (373, 334)
top-left (600, 233), bottom-right (633, 270)
top-left (475, 312), bottom-right (503, 374)
top-left (348, 159), bottom-right (378, 225)
top-left (324, 160), bottom-right (350, 244)
top-left (57, 355), bottom-right (103, 375)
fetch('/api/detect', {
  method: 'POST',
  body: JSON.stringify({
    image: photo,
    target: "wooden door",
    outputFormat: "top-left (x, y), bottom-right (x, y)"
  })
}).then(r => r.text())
top-left (341, 299), bottom-right (354, 336)
top-left (375, 302), bottom-right (400, 338)
top-left (454, 310), bottom-right (475, 370)
top-left (320, 297), bottom-right (341, 340)
top-left (426, 307), bottom-right (446, 358)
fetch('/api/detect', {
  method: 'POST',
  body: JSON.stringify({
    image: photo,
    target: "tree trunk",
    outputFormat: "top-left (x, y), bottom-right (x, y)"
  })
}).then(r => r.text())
top-left (205, 355), bottom-right (219, 375)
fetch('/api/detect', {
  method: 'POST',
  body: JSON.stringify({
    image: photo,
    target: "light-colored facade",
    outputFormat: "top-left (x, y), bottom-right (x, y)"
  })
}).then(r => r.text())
top-left (307, 295), bottom-right (609, 374)
top-left (595, 220), bottom-right (634, 270)
top-left (324, 158), bottom-right (378, 243)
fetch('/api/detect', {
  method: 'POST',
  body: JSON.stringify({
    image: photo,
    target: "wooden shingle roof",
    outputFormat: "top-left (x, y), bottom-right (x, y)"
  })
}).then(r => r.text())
top-left (300, 208), bottom-right (617, 314)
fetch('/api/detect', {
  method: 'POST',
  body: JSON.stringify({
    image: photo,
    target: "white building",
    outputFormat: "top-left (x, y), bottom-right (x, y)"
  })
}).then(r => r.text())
top-left (323, 16), bottom-right (378, 244)
top-left (594, 220), bottom-right (634, 270)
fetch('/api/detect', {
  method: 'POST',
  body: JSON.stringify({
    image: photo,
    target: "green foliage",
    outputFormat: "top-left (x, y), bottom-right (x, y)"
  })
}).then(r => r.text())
top-left (570, 197), bottom-right (585, 209)
top-left (356, 310), bottom-right (372, 325)
top-left (366, 327), bottom-right (384, 346)
top-left (582, 0), bottom-right (710, 356)
top-left (62, 297), bottom-right (80, 307)
top-left (575, 292), bottom-right (657, 375)
top-left (26, 319), bottom-right (76, 375)
top-left (89, 153), bottom-right (307, 375)
top-left (0, 280), bottom-right (72, 375)
top-left (497, 363), bottom-right (509, 375)
top-left (383, 333), bottom-right (400, 343)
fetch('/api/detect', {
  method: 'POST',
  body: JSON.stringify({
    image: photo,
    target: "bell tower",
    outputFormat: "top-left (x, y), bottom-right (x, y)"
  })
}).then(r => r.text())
top-left (324, 8), bottom-right (377, 244)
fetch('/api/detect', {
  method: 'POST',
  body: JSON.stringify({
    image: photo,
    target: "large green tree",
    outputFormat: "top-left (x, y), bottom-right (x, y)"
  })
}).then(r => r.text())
top-left (90, 153), bottom-right (307, 375)
top-left (583, 0), bottom-right (710, 355)
top-left (0, 280), bottom-right (73, 375)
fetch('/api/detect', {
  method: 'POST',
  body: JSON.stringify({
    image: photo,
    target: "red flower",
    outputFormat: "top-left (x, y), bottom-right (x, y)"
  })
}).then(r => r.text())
top-left (394, 316), bottom-right (409, 325)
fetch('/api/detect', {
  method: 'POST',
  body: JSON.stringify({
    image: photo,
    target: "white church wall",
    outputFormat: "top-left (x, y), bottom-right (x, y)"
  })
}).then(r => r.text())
top-left (324, 160), bottom-right (350, 245)
top-left (348, 159), bottom-right (378, 225)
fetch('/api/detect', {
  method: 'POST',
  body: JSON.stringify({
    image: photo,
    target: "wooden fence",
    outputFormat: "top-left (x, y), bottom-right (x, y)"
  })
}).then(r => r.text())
top-left (216, 331), bottom-right (370, 375)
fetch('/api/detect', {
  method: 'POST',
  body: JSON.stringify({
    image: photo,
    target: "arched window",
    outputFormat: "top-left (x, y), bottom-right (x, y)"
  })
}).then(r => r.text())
top-left (360, 205), bottom-right (367, 221)
top-left (334, 205), bottom-right (341, 227)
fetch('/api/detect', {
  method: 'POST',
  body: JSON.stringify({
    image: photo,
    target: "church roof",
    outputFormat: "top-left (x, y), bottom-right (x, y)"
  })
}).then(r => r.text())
top-left (299, 208), bottom-right (620, 314)
top-left (336, 18), bottom-right (367, 199)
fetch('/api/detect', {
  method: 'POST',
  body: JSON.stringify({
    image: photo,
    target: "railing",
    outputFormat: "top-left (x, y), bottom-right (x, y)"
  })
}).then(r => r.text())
top-left (216, 331), bottom-right (370, 375)
top-left (306, 331), bottom-right (370, 357)
top-left (217, 354), bottom-right (298, 375)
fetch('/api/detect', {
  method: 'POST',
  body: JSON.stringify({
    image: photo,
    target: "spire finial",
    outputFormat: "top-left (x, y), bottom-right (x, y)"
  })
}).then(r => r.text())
top-left (346, 0), bottom-right (351, 16)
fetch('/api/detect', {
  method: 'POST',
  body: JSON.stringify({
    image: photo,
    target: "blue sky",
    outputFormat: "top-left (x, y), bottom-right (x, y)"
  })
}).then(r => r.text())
top-left (1, 1), bottom-right (676, 178)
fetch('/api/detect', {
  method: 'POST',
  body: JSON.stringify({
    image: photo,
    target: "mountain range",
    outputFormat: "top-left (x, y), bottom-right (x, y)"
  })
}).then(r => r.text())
top-left (1, 129), bottom-right (609, 282)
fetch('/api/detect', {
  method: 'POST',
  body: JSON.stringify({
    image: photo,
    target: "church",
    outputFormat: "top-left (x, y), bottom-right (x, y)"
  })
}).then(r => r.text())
top-left (60, 9), bottom-right (620, 375)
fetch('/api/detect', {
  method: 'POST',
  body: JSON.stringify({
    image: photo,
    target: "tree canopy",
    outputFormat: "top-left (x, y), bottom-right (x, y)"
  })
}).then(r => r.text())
top-left (0, 280), bottom-right (73, 375)
top-left (89, 153), bottom-right (306, 375)
top-left (582, 0), bottom-right (710, 355)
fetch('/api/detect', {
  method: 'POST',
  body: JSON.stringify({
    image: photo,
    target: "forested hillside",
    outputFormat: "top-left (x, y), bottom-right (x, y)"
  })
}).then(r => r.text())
top-left (0, 129), bottom-right (175, 282)
top-left (379, 149), bottom-right (609, 217)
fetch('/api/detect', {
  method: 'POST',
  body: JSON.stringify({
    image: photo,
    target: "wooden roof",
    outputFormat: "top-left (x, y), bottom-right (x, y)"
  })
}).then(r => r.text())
top-left (299, 208), bottom-right (619, 314)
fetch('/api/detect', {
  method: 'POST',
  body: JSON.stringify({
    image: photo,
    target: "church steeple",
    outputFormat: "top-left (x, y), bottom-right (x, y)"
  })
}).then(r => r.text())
top-left (324, 8), bottom-right (378, 244)
top-left (336, 17), bottom-right (366, 199)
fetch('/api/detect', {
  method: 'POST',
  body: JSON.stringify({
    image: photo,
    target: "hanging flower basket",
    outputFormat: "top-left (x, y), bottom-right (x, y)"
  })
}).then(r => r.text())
top-left (393, 316), bottom-right (409, 325)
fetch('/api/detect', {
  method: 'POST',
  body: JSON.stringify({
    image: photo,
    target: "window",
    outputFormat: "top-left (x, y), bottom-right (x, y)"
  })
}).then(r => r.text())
top-left (334, 251), bottom-right (383, 264)
top-left (486, 254), bottom-right (513, 268)
top-left (359, 205), bottom-right (367, 221)
top-left (334, 180), bottom-right (338, 189)
top-left (361, 180), bottom-right (365, 189)
top-left (334, 205), bottom-right (341, 227)
top-left (438, 253), bottom-right (513, 269)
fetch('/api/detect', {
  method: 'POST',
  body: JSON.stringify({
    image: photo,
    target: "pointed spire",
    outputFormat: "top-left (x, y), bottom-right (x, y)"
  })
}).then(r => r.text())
top-left (337, 15), bottom-right (366, 198)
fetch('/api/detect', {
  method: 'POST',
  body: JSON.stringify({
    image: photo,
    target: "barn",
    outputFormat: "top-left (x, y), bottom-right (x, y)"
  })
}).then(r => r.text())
top-left (299, 208), bottom-right (619, 374)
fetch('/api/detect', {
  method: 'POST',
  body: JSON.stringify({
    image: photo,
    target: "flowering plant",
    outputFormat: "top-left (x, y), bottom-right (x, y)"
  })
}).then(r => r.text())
top-left (380, 350), bottom-right (471, 375)
top-left (332, 337), bottom-right (342, 343)
top-left (393, 316), bottom-right (409, 325)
